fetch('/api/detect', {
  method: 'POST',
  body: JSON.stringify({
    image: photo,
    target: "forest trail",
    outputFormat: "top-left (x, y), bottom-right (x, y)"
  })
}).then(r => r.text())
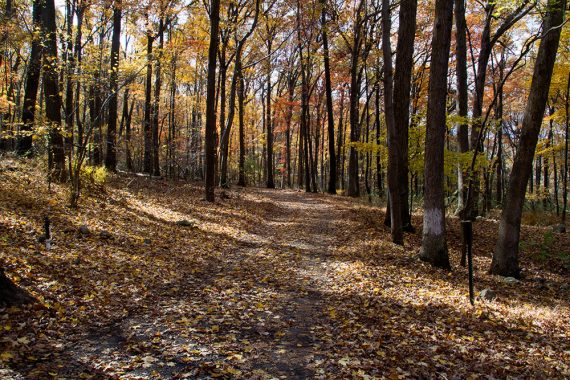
top-left (1, 168), bottom-right (569, 379)
top-left (239, 189), bottom-right (343, 378)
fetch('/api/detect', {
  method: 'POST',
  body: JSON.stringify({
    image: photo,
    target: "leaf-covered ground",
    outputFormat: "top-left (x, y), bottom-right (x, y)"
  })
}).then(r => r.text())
top-left (1, 159), bottom-right (569, 379)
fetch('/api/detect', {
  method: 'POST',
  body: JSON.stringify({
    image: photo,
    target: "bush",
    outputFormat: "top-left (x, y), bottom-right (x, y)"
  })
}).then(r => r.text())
top-left (80, 165), bottom-right (108, 186)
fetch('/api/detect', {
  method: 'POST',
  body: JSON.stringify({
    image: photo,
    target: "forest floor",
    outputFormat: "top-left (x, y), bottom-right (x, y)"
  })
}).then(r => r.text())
top-left (0, 158), bottom-right (569, 379)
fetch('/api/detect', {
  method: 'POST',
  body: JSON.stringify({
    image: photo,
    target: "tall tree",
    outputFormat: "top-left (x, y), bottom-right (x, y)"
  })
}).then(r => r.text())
top-left (105, 0), bottom-right (122, 172)
top-left (393, 0), bottom-right (417, 231)
top-left (562, 72), bottom-right (570, 230)
top-left (465, 0), bottom-right (534, 218)
top-left (17, 0), bottom-right (42, 156)
top-left (42, 0), bottom-right (66, 181)
top-left (321, 0), bottom-right (336, 195)
top-left (455, 0), bottom-right (469, 212)
top-left (419, 0), bottom-right (454, 269)
top-left (491, 0), bottom-right (567, 277)
top-left (382, 0), bottom-right (403, 245)
top-left (219, 0), bottom-right (260, 188)
top-left (205, 0), bottom-right (221, 202)
top-left (346, 0), bottom-right (366, 197)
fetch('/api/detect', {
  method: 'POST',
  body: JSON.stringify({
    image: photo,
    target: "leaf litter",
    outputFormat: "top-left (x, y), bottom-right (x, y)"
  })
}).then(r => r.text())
top-left (0, 159), bottom-right (568, 379)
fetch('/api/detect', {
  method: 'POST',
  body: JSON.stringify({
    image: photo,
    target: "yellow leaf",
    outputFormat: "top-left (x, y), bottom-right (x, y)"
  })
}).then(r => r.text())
top-left (0, 352), bottom-right (14, 362)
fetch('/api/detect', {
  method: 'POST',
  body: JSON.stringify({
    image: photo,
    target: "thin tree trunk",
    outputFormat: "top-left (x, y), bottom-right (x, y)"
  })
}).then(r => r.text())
top-left (105, 0), bottom-right (121, 171)
top-left (152, 18), bottom-right (165, 177)
top-left (237, 65), bottom-right (246, 187)
top-left (321, 0), bottom-right (336, 194)
top-left (560, 73), bottom-right (569, 228)
top-left (205, 0), bottom-right (220, 202)
top-left (382, 0), bottom-right (403, 245)
top-left (393, 0), bottom-right (417, 231)
top-left (266, 43), bottom-right (275, 188)
top-left (18, 0), bottom-right (42, 156)
top-left (143, 17), bottom-right (154, 174)
top-left (455, 0), bottom-right (469, 213)
top-left (347, 0), bottom-right (364, 197)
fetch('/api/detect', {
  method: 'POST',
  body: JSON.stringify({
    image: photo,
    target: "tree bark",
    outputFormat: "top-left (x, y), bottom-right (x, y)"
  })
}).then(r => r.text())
top-left (491, 0), bottom-right (566, 276)
top-left (237, 65), bottom-right (246, 187)
top-left (455, 0), bottom-right (469, 212)
top-left (151, 18), bottom-right (165, 177)
top-left (205, 0), bottom-right (221, 202)
top-left (562, 72), bottom-right (570, 228)
top-left (105, 0), bottom-right (122, 172)
top-left (393, 0), bottom-right (417, 231)
top-left (419, 0), bottom-right (453, 269)
top-left (347, 0), bottom-right (364, 197)
top-left (0, 269), bottom-right (34, 307)
top-left (42, 0), bottom-right (66, 181)
top-left (321, 0), bottom-right (336, 194)
top-left (266, 43), bottom-right (275, 189)
top-left (143, 17), bottom-right (154, 174)
top-left (382, 0), bottom-right (403, 245)
top-left (17, 0), bottom-right (42, 156)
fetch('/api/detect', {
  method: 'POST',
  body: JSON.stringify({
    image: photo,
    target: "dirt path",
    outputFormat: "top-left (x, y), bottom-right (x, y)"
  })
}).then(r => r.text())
top-left (242, 189), bottom-right (343, 378)
top-left (61, 188), bottom-right (349, 379)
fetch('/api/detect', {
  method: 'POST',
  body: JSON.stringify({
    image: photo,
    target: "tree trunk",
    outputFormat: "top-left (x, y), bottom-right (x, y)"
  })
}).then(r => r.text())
top-left (455, 0), bottom-right (469, 212)
top-left (237, 65), bottom-right (246, 187)
top-left (347, 1), bottom-right (364, 197)
top-left (336, 87), bottom-right (345, 190)
top-left (393, 0), bottom-right (417, 231)
top-left (382, 0), bottom-right (403, 245)
top-left (42, 0), bottom-right (66, 181)
top-left (205, 0), bottom-right (221, 202)
top-left (419, 0), bottom-right (454, 269)
top-left (285, 72), bottom-right (295, 188)
top-left (491, 0), bottom-right (566, 276)
top-left (321, 0), bottom-right (336, 194)
top-left (63, 0), bottom-right (76, 153)
top-left (18, 0), bottom-right (42, 156)
top-left (152, 18), bottom-right (164, 177)
top-left (0, 269), bottom-right (34, 307)
top-left (562, 73), bottom-right (570, 227)
top-left (105, 1), bottom-right (121, 172)
top-left (143, 20), bottom-right (154, 174)
top-left (266, 44), bottom-right (275, 189)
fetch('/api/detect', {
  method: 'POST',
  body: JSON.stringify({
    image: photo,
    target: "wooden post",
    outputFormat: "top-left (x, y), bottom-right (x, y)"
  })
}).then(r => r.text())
top-left (461, 220), bottom-right (474, 305)
top-left (44, 215), bottom-right (51, 250)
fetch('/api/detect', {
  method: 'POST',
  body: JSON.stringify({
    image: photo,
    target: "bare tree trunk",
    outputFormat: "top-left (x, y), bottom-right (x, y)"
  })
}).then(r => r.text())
top-left (492, 0), bottom-right (566, 276)
top-left (105, 0), bottom-right (121, 172)
top-left (560, 73), bottom-right (569, 228)
top-left (205, 0), bottom-right (220, 202)
top-left (151, 18), bottom-right (165, 177)
top-left (336, 87), bottom-right (345, 190)
top-left (382, 0), bottom-right (403, 244)
top-left (237, 66), bottom-right (246, 187)
top-left (419, 0), bottom-right (454, 269)
top-left (347, 0), bottom-right (364, 197)
top-left (393, 0), bottom-right (417, 231)
top-left (17, 0), bottom-right (42, 156)
top-left (143, 16), bottom-right (154, 174)
top-left (455, 0), bottom-right (469, 212)
top-left (0, 269), bottom-right (34, 307)
top-left (321, 0), bottom-right (336, 194)
top-left (42, 0), bottom-right (66, 181)
top-left (63, 0), bottom-right (76, 153)
top-left (266, 45), bottom-right (275, 189)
